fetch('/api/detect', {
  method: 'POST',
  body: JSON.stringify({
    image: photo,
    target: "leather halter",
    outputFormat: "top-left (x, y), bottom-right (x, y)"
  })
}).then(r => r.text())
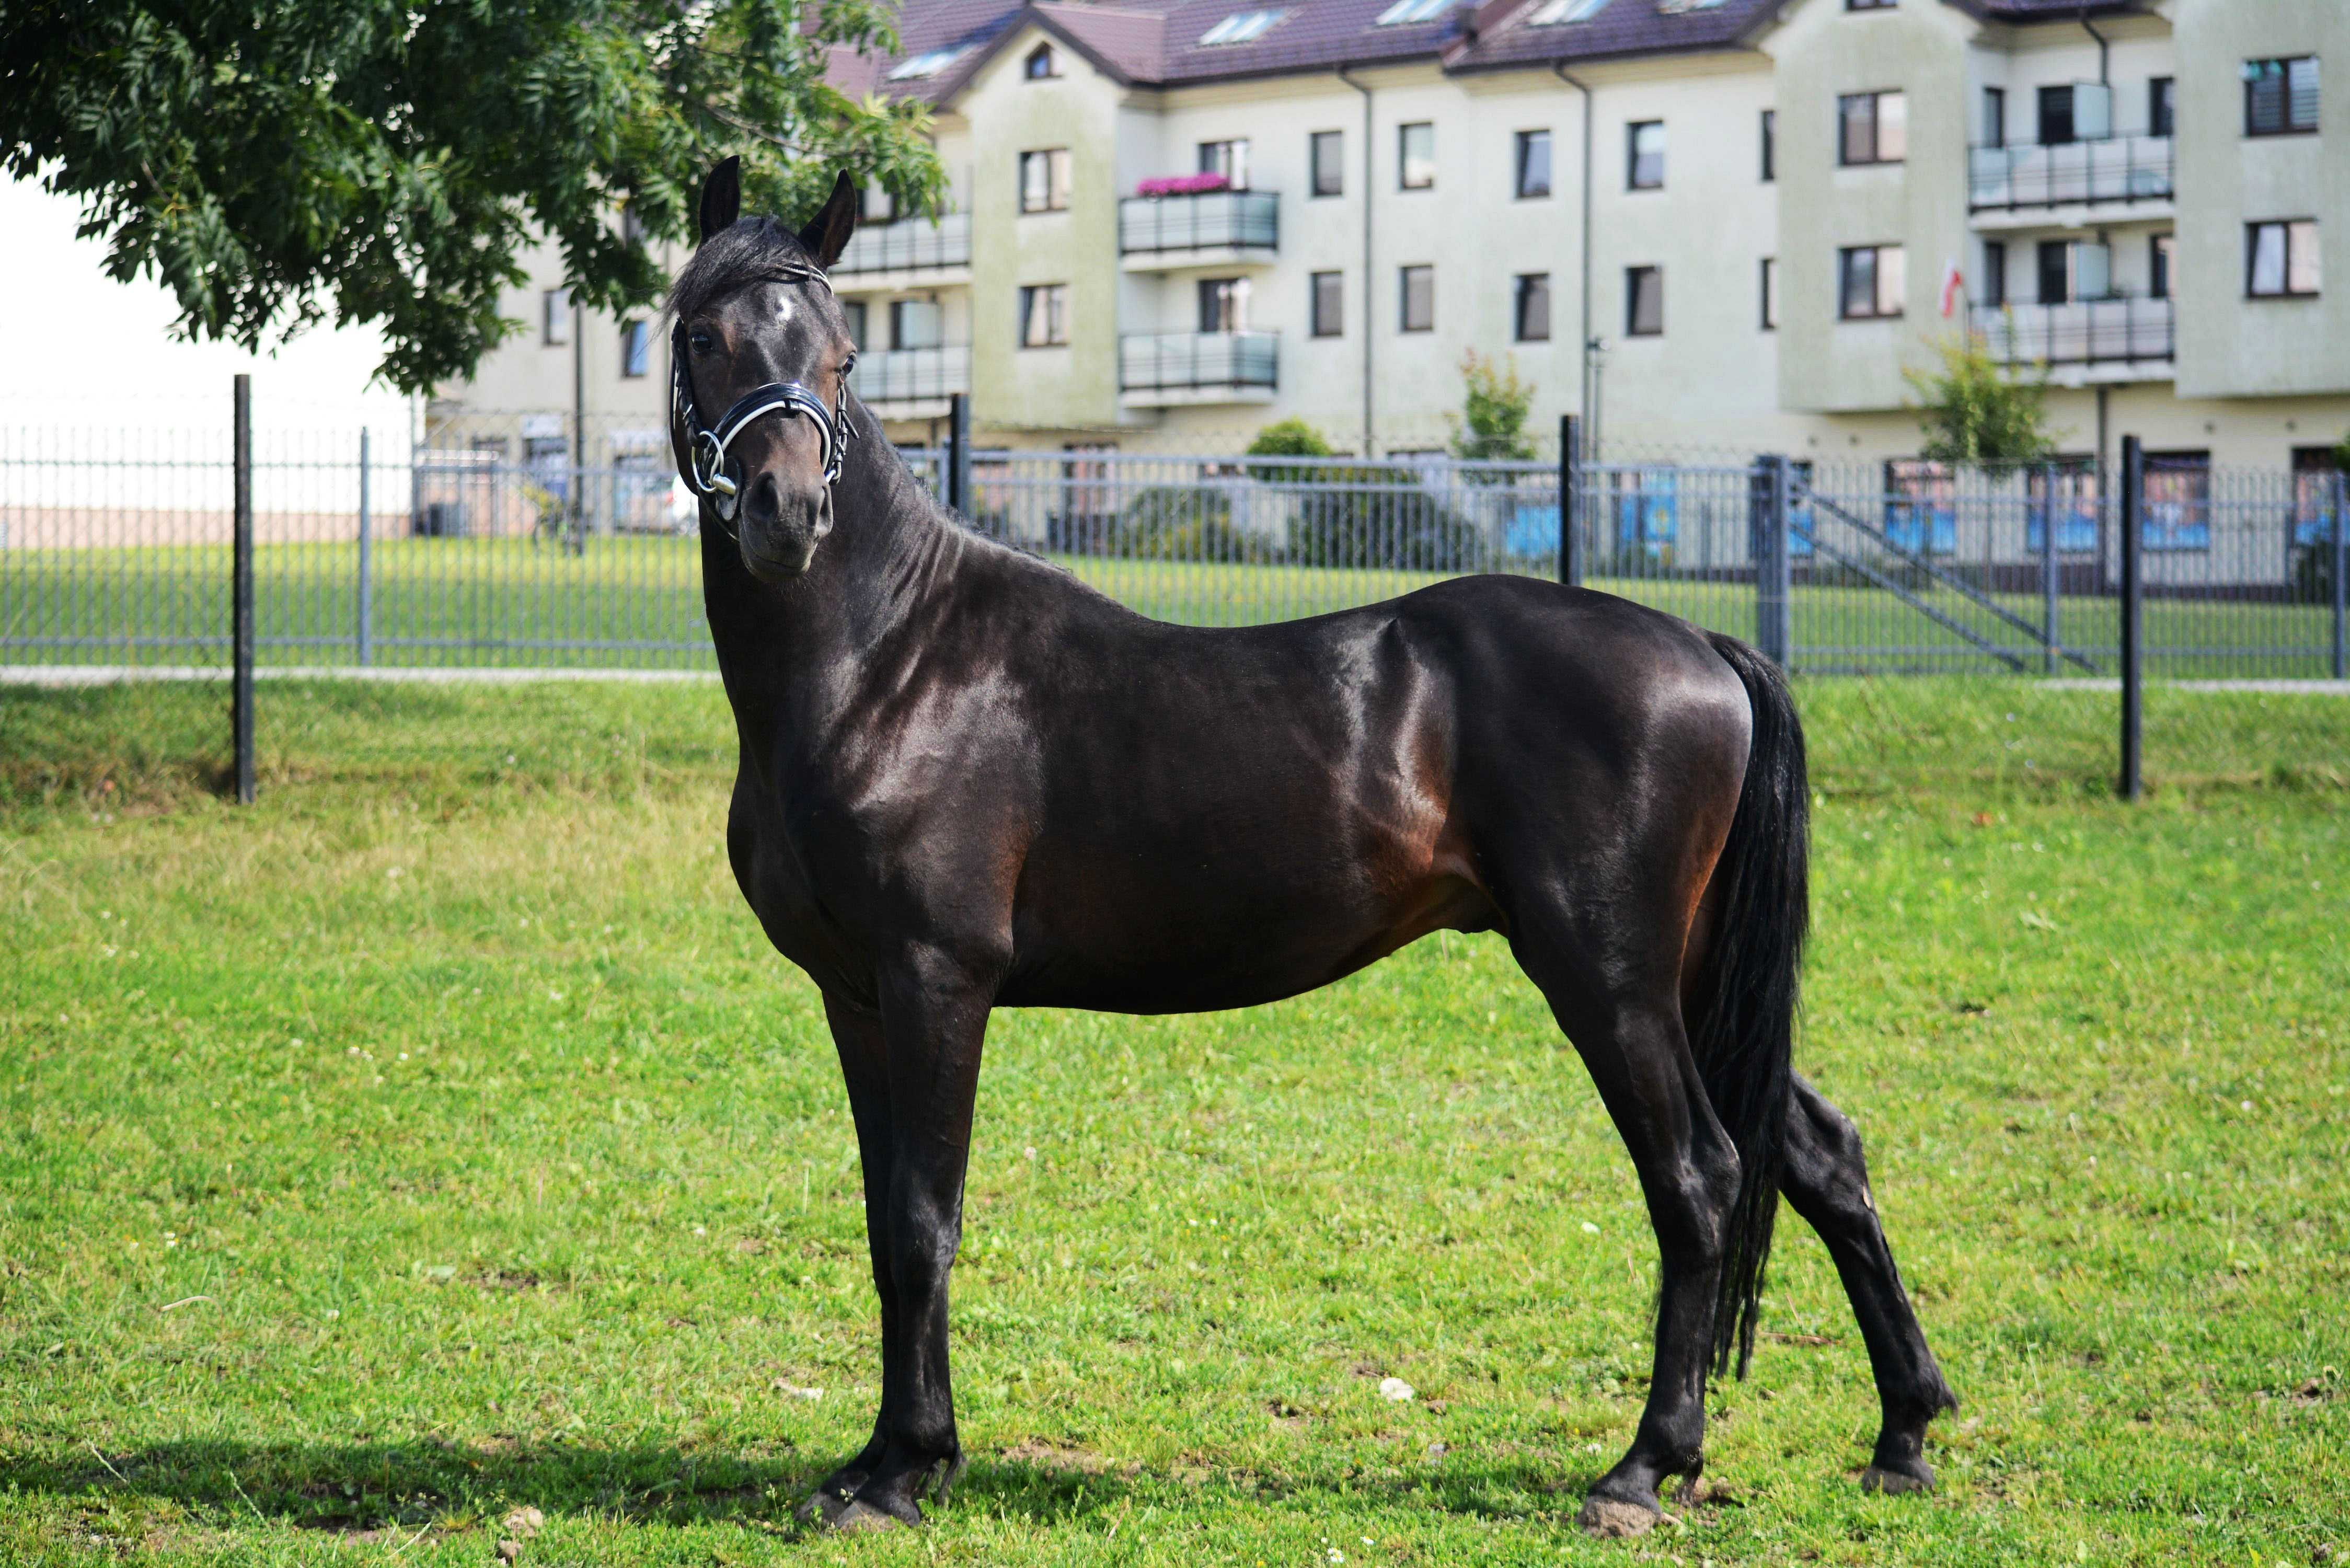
top-left (671, 267), bottom-right (856, 523)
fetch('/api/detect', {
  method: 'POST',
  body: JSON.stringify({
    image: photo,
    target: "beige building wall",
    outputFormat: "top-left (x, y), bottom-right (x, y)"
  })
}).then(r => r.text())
top-left (2174, 0), bottom-right (2350, 401)
top-left (440, 0), bottom-right (2349, 472)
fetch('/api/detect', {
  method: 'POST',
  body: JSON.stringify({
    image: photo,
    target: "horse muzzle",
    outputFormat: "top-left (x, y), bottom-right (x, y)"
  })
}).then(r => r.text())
top-left (736, 474), bottom-right (833, 582)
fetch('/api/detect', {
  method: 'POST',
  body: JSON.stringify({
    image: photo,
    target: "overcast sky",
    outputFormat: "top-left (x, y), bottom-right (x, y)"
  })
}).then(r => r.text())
top-left (2, 178), bottom-right (417, 437)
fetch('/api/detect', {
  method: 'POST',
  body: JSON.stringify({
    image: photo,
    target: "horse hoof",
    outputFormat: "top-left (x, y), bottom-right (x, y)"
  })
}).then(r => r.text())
top-left (794, 1483), bottom-right (863, 1526)
top-left (826, 1500), bottom-right (907, 1534)
top-left (1579, 1497), bottom-right (1662, 1538)
top-left (1860, 1462), bottom-right (1936, 1496)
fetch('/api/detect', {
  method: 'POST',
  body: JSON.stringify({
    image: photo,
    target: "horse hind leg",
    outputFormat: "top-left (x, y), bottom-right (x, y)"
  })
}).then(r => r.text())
top-left (1517, 929), bottom-right (1743, 1536)
top-left (1780, 1073), bottom-right (1959, 1493)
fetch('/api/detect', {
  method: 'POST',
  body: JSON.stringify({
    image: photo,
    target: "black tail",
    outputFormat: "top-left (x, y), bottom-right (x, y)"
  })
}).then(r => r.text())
top-left (1691, 633), bottom-right (1809, 1380)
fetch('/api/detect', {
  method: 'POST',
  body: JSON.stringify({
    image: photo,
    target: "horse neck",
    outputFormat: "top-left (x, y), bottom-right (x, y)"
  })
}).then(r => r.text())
top-left (700, 405), bottom-right (959, 735)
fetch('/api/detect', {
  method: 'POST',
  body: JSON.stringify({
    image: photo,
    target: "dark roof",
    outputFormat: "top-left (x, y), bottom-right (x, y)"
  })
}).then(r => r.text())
top-left (839, 0), bottom-right (2148, 102)
top-left (846, 0), bottom-right (1790, 100)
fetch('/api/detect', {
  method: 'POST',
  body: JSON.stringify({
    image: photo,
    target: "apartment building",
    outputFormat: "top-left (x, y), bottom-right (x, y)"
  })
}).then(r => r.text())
top-left (436, 0), bottom-right (2349, 486)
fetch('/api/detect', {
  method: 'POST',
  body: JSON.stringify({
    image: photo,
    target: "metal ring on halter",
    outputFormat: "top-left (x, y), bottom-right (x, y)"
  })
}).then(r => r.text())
top-left (670, 294), bottom-right (857, 524)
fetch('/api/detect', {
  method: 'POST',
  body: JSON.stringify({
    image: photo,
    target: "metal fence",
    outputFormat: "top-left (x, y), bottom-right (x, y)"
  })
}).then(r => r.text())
top-left (3, 420), bottom-right (2345, 682)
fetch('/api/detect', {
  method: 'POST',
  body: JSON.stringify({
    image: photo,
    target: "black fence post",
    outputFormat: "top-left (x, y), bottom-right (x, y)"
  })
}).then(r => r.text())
top-left (946, 391), bottom-right (970, 516)
top-left (232, 374), bottom-right (256, 805)
top-left (1750, 453), bottom-right (1791, 667)
top-left (2332, 469), bottom-right (2346, 682)
top-left (1557, 414), bottom-right (1581, 586)
top-left (2118, 434), bottom-right (2144, 801)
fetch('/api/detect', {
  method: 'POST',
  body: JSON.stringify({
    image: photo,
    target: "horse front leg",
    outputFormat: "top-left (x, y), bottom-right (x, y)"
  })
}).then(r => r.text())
top-left (798, 992), bottom-right (900, 1526)
top-left (825, 948), bottom-right (994, 1531)
top-left (1780, 1073), bottom-right (1958, 1493)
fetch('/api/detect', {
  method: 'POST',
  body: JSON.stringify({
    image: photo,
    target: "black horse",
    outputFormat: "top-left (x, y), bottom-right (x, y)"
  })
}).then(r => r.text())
top-left (670, 159), bottom-right (1955, 1538)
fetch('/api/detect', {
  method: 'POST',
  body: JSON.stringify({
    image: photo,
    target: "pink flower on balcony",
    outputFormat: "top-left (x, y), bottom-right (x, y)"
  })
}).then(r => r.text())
top-left (1135, 172), bottom-right (1232, 198)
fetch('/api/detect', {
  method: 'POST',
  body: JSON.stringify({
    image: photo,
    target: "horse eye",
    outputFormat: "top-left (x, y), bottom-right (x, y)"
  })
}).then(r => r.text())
top-left (689, 331), bottom-right (714, 354)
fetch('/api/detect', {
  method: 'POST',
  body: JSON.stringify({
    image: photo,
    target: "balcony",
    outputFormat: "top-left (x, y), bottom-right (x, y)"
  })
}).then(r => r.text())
top-left (832, 211), bottom-right (971, 289)
top-left (1118, 331), bottom-right (1278, 407)
top-left (1968, 299), bottom-right (2173, 382)
top-left (850, 344), bottom-right (969, 419)
top-left (1118, 190), bottom-right (1279, 273)
top-left (1968, 135), bottom-right (2173, 223)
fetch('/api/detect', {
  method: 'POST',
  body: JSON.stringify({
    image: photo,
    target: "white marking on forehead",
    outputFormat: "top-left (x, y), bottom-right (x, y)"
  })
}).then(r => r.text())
top-left (773, 295), bottom-right (797, 329)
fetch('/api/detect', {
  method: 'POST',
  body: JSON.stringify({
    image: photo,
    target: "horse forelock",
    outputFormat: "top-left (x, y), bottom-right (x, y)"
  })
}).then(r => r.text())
top-left (666, 216), bottom-right (824, 325)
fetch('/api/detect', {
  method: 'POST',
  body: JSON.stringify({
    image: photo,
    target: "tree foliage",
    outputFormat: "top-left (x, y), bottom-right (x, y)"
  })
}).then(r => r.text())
top-left (1, 0), bottom-right (946, 391)
top-left (1905, 330), bottom-right (2058, 472)
top-left (1449, 350), bottom-right (1536, 464)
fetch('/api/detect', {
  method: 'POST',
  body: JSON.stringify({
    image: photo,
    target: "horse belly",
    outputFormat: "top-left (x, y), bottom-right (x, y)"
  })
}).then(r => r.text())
top-left (998, 815), bottom-right (1489, 1013)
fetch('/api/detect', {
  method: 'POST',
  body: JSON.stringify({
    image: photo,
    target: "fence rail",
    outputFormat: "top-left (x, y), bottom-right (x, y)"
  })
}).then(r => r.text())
top-left (3, 422), bottom-right (2345, 681)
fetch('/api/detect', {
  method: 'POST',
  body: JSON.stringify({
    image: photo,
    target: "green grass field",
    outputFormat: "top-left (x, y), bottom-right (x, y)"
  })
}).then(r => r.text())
top-left (2, 677), bottom-right (2345, 1566)
top-left (4, 539), bottom-right (2342, 677)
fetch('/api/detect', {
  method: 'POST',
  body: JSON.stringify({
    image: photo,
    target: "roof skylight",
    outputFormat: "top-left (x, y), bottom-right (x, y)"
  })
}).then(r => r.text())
top-left (885, 45), bottom-right (969, 80)
top-left (1526, 0), bottom-right (1609, 22)
top-left (1375, 0), bottom-right (1453, 25)
top-left (1199, 8), bottom-right (1286, 45)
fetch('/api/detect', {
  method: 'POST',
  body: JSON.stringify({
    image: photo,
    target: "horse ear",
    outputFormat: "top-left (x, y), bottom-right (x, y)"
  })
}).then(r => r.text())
top-left (698, 156), bottom-right (742, 242)
top-left (797, 171), bottom-right (859, 269)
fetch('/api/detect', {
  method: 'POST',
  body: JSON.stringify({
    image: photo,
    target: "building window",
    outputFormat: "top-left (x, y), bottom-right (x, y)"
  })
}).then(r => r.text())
top-left (1024, 43), bottom-right (1058, 79)
top-left (1018, 284), bottom-right (1068, 347)
top-left (1982, 239), bottom-right (2007, 307)
top-left (892, 298), bottom-right (943, 350)
top-left (1839, 91), bottom-right (1906, 165)
top-left (542, 288), bottom-right (571, 346)
top-left (1514, 273), bottom-right (1551, 341)
top-left (843, 300), bottom-right (868, 352)
top-left (861, 183), bottom-right (898, 225)
top-left (1019, 148), bottom-right (1072, 213)
top-left (1311, 130), bottom-right (1345, 197)
top-left (2142, 452), bottom-right (2211, 551)
top-left (1198, 8), bottom-right (1286, 46)
top-left (619, 319), bottom-right (651, 378)
top-left (1759, 258), bottom-right (1777, 330)
top-left (2247, 220), bottom-right (2320, 298)
top-left (1516, 130), bottom-right (1552, 199)
top-left (1198, 276), bottom-right (1250, 333)
top-left (2036, 239), bottom-right (2072, 304)
top-left (1199, 139), bottom-right (1251, 189)
top-left (1311, 271), bottom-right (1345, 337)
top-left (1625, 266), bottom-right (1663, 336)
top-left (1399, 122), bottom-right (1435, 189)
top-left (2149, 77), bottom-right (2174, 137)
top-left (2290, 447), bottom-right (2345, 548)
top-left (1527, 0), bottom-right (1609, 21)
top-left (1983, 86), bottom-right (2006, 147)
top-left (2036, 83), bottom-right (2079, 146)
top-left (1760, 109), bottom-right (1776, 181)
top-left (1838, 245), bottom-right (1905, 319)
top-left (1399, 265), bottom-right (1434, 332)
top-left (1884, 460), bottom-right (1956, 556)
top-left (1626, 120), bottom-right (1664, 189)
top-left (2149, 234), bottom-right (2173, 301)
top-left (2025, 459), bottom-right (2101, 554)
top-left (1375, 0), bottom-right (1452, 22)
top-left (2244, 57), bottom-right (2319, 137)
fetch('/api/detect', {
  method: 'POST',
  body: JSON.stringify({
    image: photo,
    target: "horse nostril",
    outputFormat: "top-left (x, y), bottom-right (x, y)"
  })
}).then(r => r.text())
top-left (744, 470), bottom-right (782, 525)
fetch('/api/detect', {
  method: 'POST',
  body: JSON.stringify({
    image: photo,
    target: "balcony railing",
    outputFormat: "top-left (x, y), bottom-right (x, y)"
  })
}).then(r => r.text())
top-left (833, 210), bottom-right (971, 275)
top-left (1968, 135), bottom-right (2174, 211)
top-left (1119, 330), bottom-right (1278, 395)
top-left (1118, 189), bottom-right (1280, 257)
top-left (851, 344), bottom-right (969, 405)
top-left (1968, 299), bottom-right (2174, 367)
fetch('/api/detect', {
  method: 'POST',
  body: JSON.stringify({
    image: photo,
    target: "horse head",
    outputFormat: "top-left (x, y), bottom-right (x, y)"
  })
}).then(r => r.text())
top-left (670, 157), bottom-right (863, 582)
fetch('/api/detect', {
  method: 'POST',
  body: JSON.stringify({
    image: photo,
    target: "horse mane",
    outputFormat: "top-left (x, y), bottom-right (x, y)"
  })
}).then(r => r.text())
top-left (666, 216), bottom-right (823, 324)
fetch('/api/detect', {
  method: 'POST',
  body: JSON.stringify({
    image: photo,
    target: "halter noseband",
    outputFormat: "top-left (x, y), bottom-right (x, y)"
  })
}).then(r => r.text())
top-left (671, 266), bottom-right (857, 523)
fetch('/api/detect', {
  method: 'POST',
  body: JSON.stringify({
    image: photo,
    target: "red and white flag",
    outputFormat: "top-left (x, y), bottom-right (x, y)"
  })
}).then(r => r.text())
top-left (1939, 259), bottom-right (1965, 318)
